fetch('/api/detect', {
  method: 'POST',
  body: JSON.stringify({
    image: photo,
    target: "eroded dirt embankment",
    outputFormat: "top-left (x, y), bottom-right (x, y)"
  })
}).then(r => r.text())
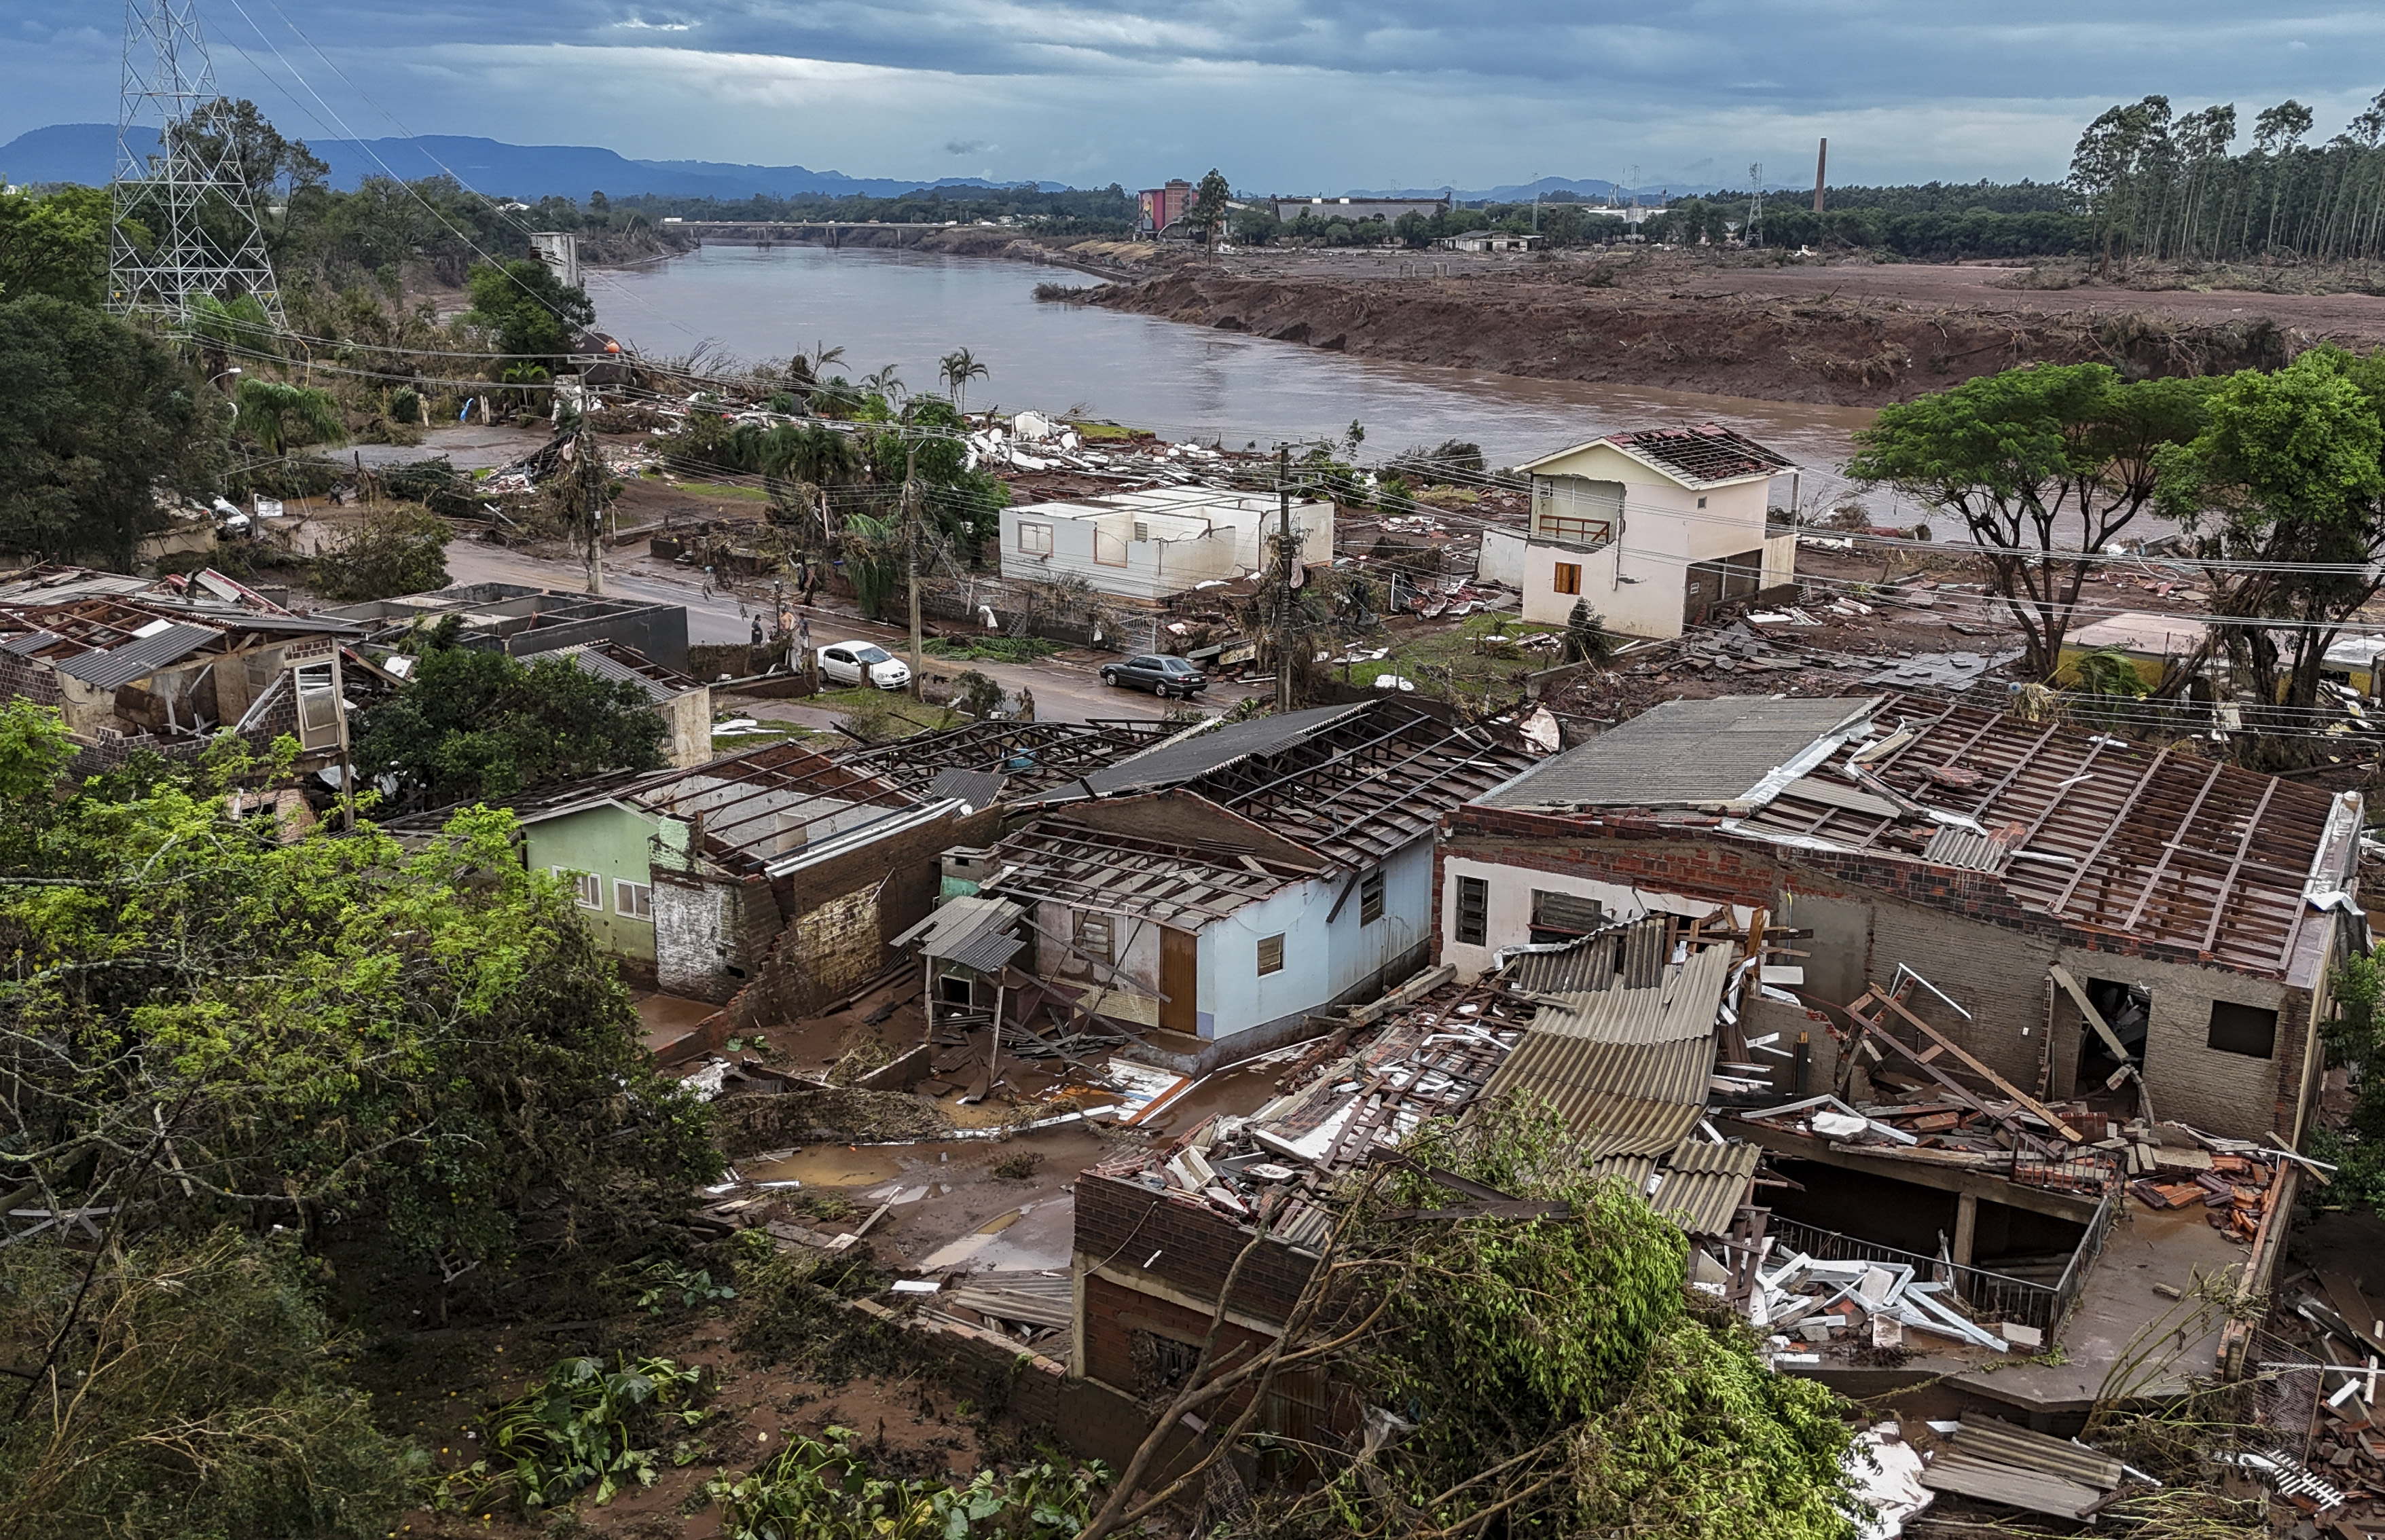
top-left (1076, 265), bottom-right (2315, 407)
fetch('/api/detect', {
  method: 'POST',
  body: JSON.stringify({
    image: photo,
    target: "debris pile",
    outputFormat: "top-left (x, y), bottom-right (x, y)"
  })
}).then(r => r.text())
top-left (2257, 1260), bottom-right (2385, 1528)
top-left (1746, 1249), bottom-right (2038, 1365)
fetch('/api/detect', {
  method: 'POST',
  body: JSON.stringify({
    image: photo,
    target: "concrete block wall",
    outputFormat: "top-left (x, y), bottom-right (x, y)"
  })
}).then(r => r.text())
top-left (1078, 1269), bottom-right (1280, 1396)
top-left (1436, 807), bottom-right (2311, 1141)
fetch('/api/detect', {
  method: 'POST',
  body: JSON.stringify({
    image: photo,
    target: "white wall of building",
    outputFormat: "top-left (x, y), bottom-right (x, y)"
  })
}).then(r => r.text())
top-left (1000, 492), bottom-right (1332, 604)
top-left (1439, 854), bottom-right (1753, 980)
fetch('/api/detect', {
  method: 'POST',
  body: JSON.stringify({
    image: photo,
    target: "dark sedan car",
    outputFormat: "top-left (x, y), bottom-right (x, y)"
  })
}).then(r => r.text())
top-left (1099, 654), bottom-right (1207, 699)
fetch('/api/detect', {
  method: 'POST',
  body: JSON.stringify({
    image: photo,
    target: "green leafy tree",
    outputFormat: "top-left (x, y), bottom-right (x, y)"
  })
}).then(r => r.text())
top-left (1190, 168), bottom-right (1231, 252)
top-left (1846, 363), bottom-right (2210, 680)
top-left (2153, 345), bottom-right (2385, 755)
top-left (0, 708), bottom-right (718, 1532)
top-left (0, 295), bottom-right (230, 569)
top-left (0, 1230), bottom-right (418, 1539)
top-left (183, 96), bottom-right (329, 213)
top-left (233, 376), bottom-right (345, 457)
top-left (354, 640), bottom-right (669, 807)
top-left (462, 257), bottom-right (595, 363)
top-left (0, 185), bottom-right (115, 305)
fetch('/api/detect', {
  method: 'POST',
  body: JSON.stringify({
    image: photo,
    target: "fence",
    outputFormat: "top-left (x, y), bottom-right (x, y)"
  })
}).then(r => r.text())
top-left (1764, 1214), bottom-right (2077, 1333)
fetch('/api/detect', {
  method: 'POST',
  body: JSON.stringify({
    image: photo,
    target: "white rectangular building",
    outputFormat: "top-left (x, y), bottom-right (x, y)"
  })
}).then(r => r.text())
top-left (1000, 486), bottom-right (1334, 604)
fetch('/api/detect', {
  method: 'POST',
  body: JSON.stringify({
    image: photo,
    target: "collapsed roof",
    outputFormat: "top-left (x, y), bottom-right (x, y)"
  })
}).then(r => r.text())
top-left (1481, 693), bottom-right (2359, 981)
top-left (1027, 699), bottom-right (1532, 867)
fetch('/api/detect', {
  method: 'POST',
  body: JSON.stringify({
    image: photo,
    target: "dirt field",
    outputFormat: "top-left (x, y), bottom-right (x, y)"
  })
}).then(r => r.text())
top-left (1074, 247), bottom-right (2385, 407)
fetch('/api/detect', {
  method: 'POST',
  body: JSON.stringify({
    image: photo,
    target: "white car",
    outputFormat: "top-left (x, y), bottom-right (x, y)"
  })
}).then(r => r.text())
top-left (818, 640), bottom-right (911, 691)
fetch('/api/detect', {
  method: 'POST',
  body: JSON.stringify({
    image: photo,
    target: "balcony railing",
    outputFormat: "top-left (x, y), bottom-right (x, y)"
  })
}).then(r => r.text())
top-left (1762, 1213), bottom-right (2099, 1334)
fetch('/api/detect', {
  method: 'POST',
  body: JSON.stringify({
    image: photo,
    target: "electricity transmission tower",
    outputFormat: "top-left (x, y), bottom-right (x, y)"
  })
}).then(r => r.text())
top-left (110, 0), bottom-right (285, 325)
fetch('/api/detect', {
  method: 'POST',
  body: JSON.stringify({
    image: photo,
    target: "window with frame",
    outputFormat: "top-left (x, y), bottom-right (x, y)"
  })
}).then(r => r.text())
top-left (1256, 934), bottom-right (1285, 976)
top-left (1093, 526), bottom-right (1129, 567)
top-left (1531, 889), bottom-right (1603, 942)
top-left (1551, 562), bottom-right (1582, 595)
top-left (1018, 521), bottom-right (1053, 555)
top-left (292, 661), bottom-right (342, 750)
top-left (1074, 911), bottom-right (1114, 966)
top-left (614, 879), bottom-right (653, 921)
top-left (1358, 868), bottom-right (1385, 926)
top-left (2207, 1000), bottom-right (2277, 1059)
top-left (555, 868), bottom-right (602, 910)
top-left (1455, 876), bottom-right (1489, 947)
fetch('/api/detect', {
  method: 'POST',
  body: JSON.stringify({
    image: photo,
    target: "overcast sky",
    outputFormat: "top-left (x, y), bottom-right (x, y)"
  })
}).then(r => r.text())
top-left (13, 2), bottom-right (2385, 191)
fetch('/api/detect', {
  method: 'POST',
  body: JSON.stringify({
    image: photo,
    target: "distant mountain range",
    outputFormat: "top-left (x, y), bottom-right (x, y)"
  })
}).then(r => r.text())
top-left (2, 122), bottom-right (1726, 205)
top-left (0, 123), bottom-right (1071, 200)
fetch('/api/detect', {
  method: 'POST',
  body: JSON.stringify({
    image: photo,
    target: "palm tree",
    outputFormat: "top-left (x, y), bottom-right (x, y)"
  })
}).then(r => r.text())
top-left (860, 365), bottom-right (904, 403)
top-left (939, 348), bottom-right (989, 412)
top-left (234, 378), bottom-right (346, 457)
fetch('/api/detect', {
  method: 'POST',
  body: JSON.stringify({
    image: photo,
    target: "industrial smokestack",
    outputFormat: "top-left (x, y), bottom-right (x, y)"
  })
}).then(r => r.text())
top-left (1813, 138), bottom-right (1827, 214)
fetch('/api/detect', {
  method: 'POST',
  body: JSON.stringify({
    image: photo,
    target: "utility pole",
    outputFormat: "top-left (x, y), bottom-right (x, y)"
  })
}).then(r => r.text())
top-left (1275, 445), bottom-right (1293, 713)
top-left (580, 414), bottom-right (604, 595)
top-left (1748, 163), bottom-right (1764, 248)
top-left (1813, 138), bottom-right (1828, 214)
top-left (904, 439), bottom-right (924, 697)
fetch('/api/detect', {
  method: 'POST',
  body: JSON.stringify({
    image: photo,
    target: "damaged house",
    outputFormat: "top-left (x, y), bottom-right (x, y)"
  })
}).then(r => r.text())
top-left (1066, 919), bottom-right (1767, 1416)
top-left (967, 701), bottom-right (1531, 1066)
top-left (1437, 693), bottom-right (2360, 1147)
top-left (0, 566), bottom-right (363, 776)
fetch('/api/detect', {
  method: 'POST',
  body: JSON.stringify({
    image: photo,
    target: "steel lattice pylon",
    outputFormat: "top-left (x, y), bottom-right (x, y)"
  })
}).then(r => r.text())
top-left (109, 0), bottom-right (284, 325)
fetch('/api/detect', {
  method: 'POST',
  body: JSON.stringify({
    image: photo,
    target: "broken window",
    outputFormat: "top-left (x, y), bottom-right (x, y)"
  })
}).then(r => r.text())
top-left (2208, 1000), bottom-right (2278, 1059)
top-left (2075, 976), bottom-right (2149, 1090)
top-left (613, 879), bottom-right (653, 921)
top-left (555, 868), bottom-right (602, 910)
top-left (1129, 1330), bottom-right (1200, 1397)
top-left (1551, 562), bottom-right (1582, 596)
top-left (292, 662), bottom-right (342, 750)
top-left (1257, 934), bottom-right (1285, 976)
top-left (1018, 521), bottom-right (1053, 555)
top-left (1455, 876), bottom-right (1489, 947)
top-left (1531, 889), bottom-right (1603, 943)
top-left (1358, 868), bottom-right (1385, 926)
top-left (1074, 911), bottom-right (1113, 966)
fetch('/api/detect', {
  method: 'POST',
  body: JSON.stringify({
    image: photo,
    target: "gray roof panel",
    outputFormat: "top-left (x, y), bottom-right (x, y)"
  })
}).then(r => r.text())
top-left (1066, 703), bottom-right (1362, 796)
top-left (50, 624), bottom-right (219, 689)
top-left (1480, 695), bottom-right (1874, 811)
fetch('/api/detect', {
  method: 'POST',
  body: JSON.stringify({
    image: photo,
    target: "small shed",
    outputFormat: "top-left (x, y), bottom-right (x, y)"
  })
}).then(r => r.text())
top-left (894, 895), bottom-right (1027, 1033)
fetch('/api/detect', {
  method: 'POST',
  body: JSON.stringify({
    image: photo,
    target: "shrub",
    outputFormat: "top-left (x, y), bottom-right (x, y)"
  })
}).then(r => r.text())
top-left (310, 504), bottom-right (453, 600)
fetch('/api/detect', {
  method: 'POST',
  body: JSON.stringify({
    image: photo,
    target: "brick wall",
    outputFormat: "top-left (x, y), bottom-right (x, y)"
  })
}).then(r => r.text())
top-left (1079, 1270), bottom-right (1281, 1393)
top-left (653, 869), bottom-right (785, 1003)
top-left (1072, 1173), bottom-right (1316, 1323)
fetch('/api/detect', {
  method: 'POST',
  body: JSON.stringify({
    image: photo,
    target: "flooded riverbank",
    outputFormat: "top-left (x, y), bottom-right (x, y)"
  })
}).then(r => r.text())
top-left (589, 244), bottom-right (1891, 509)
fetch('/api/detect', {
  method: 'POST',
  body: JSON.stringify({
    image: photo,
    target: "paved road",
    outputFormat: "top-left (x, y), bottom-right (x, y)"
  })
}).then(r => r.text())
top-left (439, 538), bottom-right (1262, 725)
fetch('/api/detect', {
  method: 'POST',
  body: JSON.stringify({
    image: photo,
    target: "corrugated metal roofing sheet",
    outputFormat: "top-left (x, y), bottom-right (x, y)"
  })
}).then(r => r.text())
top-left (1953, 1420), bottom-right (2122, 1490)
top-left (1645, 1139), bottom-right (1760, 1236)
top-left (926, 768), bottom-right (1006, 809)
top-left (1505, 915), bottom-right (1671, 993)
top-left (1921, 823), bottom-right (2010, 872)
top-left (50, 623), bottom-right (217, 689)
top-left (1071, 704), bottom-right (1361, 795)
top-left (1480, 942), bottom-right (1730, 1159)
top-left (543, 644), bottom-right (677, 702)
top-left (1485, 1034), bottom-right (1713, 1158)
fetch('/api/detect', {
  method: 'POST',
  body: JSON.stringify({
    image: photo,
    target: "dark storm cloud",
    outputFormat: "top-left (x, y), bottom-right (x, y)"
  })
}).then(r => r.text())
top-left (12, 1), bottom-right (2385, 188)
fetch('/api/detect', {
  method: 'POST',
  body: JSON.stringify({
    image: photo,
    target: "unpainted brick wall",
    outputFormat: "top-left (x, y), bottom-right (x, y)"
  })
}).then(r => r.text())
top-left (1078, 1269), bottom-right (1279, 1395)
top-left (653, 868), bottom-right (784, 1004)
top-left (1072, 1173), bottom-right (1315, 1323)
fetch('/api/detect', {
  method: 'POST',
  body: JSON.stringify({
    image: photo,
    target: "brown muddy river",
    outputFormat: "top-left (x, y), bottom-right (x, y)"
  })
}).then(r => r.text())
top-left (594, 244), bottom-right (1913, 519)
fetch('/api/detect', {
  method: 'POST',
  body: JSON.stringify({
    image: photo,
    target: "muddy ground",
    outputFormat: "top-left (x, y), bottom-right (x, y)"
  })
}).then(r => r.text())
top-left (1070, 247), bottom-right (2385, 408)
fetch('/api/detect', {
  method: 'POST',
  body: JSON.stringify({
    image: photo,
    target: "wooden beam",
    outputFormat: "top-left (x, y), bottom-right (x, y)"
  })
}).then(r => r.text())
top-left (2117, 760), bottom-right (2225, 932)
top-left (1866, 983), bottom-right (2085, 1143)
top-left (2199, 777), bottom-right (2280, 956)
top-left (2046, 743), bottom-right (2170, 919)
top-left (2047, 964), bottom-right (2138, 1069)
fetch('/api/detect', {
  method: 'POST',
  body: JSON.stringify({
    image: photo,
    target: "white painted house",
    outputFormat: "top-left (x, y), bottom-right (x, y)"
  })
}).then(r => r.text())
top-left (1477, 423), bottom-right (1798, 639)
top-left (999, 486), bottom-right (1333, 605)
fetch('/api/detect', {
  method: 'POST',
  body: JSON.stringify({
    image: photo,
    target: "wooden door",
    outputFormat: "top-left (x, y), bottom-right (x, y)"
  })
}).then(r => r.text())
top-left (1161, 925), bottom-right (1197, 1035)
